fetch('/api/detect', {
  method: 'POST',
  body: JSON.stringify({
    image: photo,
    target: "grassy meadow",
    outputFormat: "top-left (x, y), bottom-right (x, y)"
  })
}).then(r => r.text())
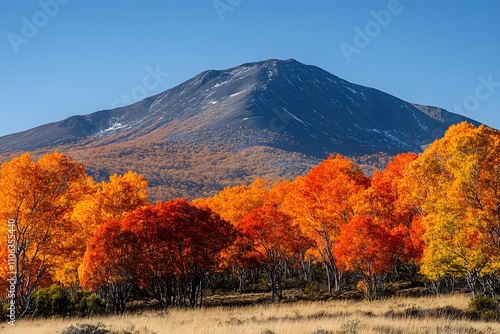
top-left (2, 293), bottom-right (500, 334)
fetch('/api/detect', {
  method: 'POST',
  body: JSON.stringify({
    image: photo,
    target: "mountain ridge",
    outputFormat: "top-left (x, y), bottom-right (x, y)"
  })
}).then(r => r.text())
top-left (0, 59), bottom-right (481, 200)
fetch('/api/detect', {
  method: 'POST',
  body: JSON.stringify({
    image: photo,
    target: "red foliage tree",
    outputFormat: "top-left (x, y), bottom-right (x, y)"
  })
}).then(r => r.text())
top-left (334, 215), bottom-right (396, 300)
top-left (238, 205), bottom-right (311, 301)
top-left (353, 153), bottom-right (423, 276)
top-left (81, 199), bottom-right (236, 309)
top-left (79, 219), bottom-right (140, 313)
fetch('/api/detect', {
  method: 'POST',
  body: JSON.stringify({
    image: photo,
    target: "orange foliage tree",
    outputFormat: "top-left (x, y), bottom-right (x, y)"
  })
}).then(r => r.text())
top-left (0, 152), bottom-right (88, 317)
top-left (352, 153), bottom-right (424, 278)
top-left (79, 218), bottom-right (140, 314)
top-left (193, 178), bottom-right (270, 291)
top-left (334, 215), bottom-right (396, 300)
top-left (238, 205), bottom-right (311, 301)
top-left (281, 154), bottom-right (370, 292)
top-left (66, 171), bottom-right (148, 287)
top-left (196, 178), bottom-right (269, 225)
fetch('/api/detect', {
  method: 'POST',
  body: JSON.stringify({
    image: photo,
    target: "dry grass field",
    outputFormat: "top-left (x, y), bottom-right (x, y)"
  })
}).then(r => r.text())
top-left (2, 294), bottom-right (500, 334)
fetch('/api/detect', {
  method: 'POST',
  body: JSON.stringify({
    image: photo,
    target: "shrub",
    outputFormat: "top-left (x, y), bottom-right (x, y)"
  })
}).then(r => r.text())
top-left (261, 330), bottom-right (276, 334)
top-left (31, 287), bottom-right (106, 318)
top-left (73, 291), bottom-right (106, 317)
top-left (469, 293), bottom-right (500, 321)
top-left (33, 285), bottom-right (72, 317)
top-left (304, 283), bottom-right (321, 298)
top-left (61, 323), bottom-right (156, 334)
top-left (62, 323), bottom-right (111, 334)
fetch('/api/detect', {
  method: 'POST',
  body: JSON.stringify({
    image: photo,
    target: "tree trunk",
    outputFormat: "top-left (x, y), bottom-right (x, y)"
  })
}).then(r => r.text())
top-left (465, 270), bottom-right (480, 297)
top-left (324, 262), bottom-right (332, 293)
top-left (276, 268), bottom-right (283, 302)
top-left (269, 267), bottom-right (276, 302)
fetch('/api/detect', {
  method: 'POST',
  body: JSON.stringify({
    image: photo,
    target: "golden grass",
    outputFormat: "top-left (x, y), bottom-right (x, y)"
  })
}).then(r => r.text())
top-left (2, 294), bottom-right (500, 334)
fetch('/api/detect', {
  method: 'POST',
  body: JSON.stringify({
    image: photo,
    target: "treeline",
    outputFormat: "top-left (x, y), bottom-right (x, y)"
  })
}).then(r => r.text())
top-left (1, 122), bottom-right (499, 316)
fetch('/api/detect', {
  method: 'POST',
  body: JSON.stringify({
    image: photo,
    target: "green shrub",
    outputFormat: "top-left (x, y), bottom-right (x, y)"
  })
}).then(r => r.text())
top-left (33, 285), bottom-right (72, 317)
top-left (31, 287), bottom-right (106, 318)
top-left (304, 283), bottom-right (320, 298)
top-left (469, 293), bottom-right (500, 321)
top-left (73, 290), bottom-right (106, 316)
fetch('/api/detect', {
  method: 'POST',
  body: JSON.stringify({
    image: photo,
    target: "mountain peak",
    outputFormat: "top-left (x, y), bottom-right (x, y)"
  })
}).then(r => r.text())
top-left (0, 58), bottom-right (478, 155)
top-left (0, 59), bottom-right (481, 200)
top-left (238, 58), bottom-right (299, 67)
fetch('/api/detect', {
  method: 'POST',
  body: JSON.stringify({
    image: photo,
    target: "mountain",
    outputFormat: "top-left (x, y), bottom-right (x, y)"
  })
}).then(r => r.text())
top-left (0, 59), bottom-right (480, 200)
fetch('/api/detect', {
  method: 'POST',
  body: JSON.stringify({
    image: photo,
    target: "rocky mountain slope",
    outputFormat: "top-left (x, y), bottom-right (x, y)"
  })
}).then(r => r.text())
top-left (0, 59), bottom-right (479, 200)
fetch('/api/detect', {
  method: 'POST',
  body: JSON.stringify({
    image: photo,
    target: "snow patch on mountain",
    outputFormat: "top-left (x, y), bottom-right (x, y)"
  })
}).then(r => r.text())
top-left (102, 121), bottom-right (127, 133)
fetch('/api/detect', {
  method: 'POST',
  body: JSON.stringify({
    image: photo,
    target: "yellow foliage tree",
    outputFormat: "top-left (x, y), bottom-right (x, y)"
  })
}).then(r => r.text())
top-left (404, 122), bottom-right (500, 295)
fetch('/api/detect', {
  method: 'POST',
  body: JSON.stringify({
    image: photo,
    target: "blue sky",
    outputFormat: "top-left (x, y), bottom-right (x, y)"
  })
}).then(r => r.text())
top-left (0, 0), bottom-right (499, 137)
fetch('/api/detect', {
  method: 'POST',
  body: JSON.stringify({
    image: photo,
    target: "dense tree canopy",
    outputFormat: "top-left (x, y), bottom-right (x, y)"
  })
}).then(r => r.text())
top-left (2, 122), bottom-right (500, 315)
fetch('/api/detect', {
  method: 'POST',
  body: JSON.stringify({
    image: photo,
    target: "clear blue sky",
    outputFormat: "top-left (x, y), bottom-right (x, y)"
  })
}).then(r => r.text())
top-left (1, 0), bottom-right (499, 137)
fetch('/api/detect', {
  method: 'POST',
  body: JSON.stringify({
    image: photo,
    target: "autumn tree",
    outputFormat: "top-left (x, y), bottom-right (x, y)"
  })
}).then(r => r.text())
top-left (194, 178), bottom-right (270, 291)
top-left (79, 218), bottom-right (140, 314)
top-left (64, 171), bottom-right (148, 286)
top-left (133, 199), bottom-right (235, 307)
top-left (197, 178), bottom-right (269, 225)
top-left (268, 180), bottom-right (316, 282)
top-left (404, 122), bottom-right (500, 296)
top-left (80, 199), bottom-right (235, 309)
top-left (71, 171), bottom-right (148, 235)
top-left (352, 153), bottom-right (423, 279)
top-left (267, 180), bottom-right (295, 206)
top-left (334, 215), bottom-right (396, 300)
top-left (238, 205), bottom-right (311, 301)
top-left (281, 154), bottom-right (369, 292)
top-left (0, 152), bottom-right (88, 317)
